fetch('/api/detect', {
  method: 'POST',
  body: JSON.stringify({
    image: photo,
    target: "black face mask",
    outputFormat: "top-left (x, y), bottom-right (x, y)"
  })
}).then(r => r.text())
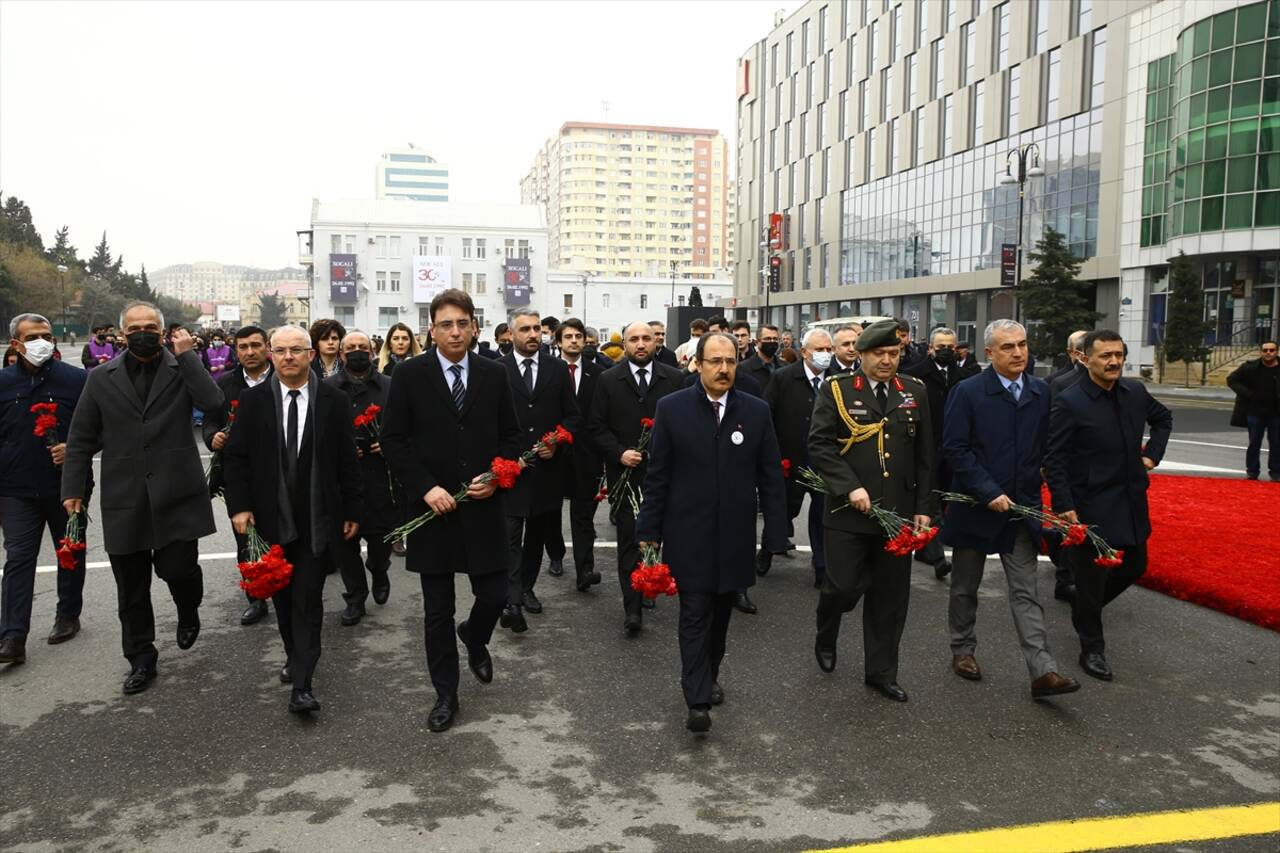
top-left (498, 341), bottom-right (514, 356)
top-left (760, 341), bottom-right (780, 357)
top-left (582, 345), bottom-right (598, 362)
top-left (126, 330), bottom-right (163, 359)
top-left (344, 351), bottom-right (372, 373)
top-left (933, 347), bottom-right (956, 366)
top-left (96, 334), bottom-right (107, 343)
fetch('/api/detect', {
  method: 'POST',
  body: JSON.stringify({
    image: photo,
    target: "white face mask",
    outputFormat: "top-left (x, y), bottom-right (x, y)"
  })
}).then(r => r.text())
top-left (809, 351), bottom-right (833, 371)
top-left (22, 338), bottom-right (55, 366)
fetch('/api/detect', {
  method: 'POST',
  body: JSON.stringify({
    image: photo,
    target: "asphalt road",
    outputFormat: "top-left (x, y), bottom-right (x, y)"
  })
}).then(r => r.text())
top-left (2, 397), bottom-right (1277, 852)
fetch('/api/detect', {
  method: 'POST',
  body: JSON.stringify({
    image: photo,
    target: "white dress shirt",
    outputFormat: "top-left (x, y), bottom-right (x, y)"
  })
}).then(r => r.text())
top-left (437, 349), bottom-right (469, 393)
top-left (243, 368), bottom-right (268, 388)
top-left (278, 380), bottom-right (310, 450)
top-left (563, 356), bottom-right (583, 394)
top-left (628, 359), bottom-right (652, 384)
top-left (517, 351), bottom-right (540, 390)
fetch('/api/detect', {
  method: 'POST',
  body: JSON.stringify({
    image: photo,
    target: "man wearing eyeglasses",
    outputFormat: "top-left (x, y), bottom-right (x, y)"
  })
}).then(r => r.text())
top-left (1228, 340), bottom-right (1280, 481)
top-left (222, 325), bottom-right (363, 715)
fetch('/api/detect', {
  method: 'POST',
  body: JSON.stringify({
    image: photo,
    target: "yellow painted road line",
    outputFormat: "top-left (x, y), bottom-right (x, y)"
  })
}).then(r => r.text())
top-left (814, 801), bottom-right (1280, 853)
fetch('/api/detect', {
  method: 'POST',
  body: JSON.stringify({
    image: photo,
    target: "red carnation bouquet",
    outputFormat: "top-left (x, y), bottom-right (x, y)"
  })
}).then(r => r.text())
top-left (206, 399), bottom-right (239, 498)
top-left (384, 456), bottom-right (524, 541)
top-left (607, 417), bottom-right (655, 519)
top-left (521, 423), bottom-right (574, 467)
top-left (237, 523), bottom-right (294, 600)
top-left (937, 489), bottom-right (1122, 567)
top-left (631, 542), bottom-right (677, 599)
top-left (353, 403), bottom-right (382, 437)
top-left (31, 401), bottom-right (60, 460)
top-left (56, 509), bottom-right (88, 570)
top-left (781, 458), bottom-right (792, 478)
top-left (593, 473), bottom-right (609, 503)
top-left (797, 465), bottom-right (938, 554)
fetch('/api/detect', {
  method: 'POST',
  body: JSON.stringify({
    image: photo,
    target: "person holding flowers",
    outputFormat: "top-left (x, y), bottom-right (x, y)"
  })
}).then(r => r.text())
top-left (496, 309), bottom-right (581, 633)
top-left (636, 332), bottom-right (787, 733)
top-left (0, 312), bottom-right (91, 666)
top-left (325, 329), bottom-right (399, 627)
top-left (807, 319), bottom-right (935, 703)
top-left (940, 319), bottom-right (1080, 700)
top-left (380, 290), bottom-right (523, 733)
top-left (222, 325), bottom-right (363, 716)
top-left (1045, 329), bottom-right (1172, 683)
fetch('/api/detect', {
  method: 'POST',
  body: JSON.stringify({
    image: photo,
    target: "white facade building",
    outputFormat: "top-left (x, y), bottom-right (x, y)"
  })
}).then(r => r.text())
top-left (302, 198), bottom-right (547, 336)
top-left (375, 146), bottom-right (449, 202)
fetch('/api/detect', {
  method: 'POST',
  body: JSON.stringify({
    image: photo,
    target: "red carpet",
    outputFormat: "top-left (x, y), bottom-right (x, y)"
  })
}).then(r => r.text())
top-left (1143, 474), bottom-right (1280, 632)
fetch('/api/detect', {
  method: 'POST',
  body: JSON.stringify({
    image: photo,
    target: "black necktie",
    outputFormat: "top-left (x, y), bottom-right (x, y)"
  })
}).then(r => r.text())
top-left (449, 364), bottom-right (465, 410)
top-left (636, 367), bottom-right (648, 397)
top-left (875, 382), bottom-right (888, 410)
top-left (711, 399), bottom-right (722, 425)
top-left (522, 358), bottom-right (535, 394)
top-left (812, 376), bottom-right (821, 394)
top-left (286, 389), bottom-right (300, 485)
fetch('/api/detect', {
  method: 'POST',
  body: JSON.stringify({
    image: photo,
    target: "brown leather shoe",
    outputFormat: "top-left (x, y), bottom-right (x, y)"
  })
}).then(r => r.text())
top-left (0, 637), bottom-right (27, 664)
top-left (47, 617), bottom-right (80, 645)
top-left (952, 654), bottom-right (982, 680)
top-left (1031, 671), bottom-right (1082, 699)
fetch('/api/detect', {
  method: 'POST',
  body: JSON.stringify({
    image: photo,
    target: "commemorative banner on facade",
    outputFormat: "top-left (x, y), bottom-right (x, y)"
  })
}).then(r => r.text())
top-left (330, 254), bottom-right (357, 303)
top-left (504, 257), bottom-right (531, 306)
top-left (413, 255), bottom-right (451, 303)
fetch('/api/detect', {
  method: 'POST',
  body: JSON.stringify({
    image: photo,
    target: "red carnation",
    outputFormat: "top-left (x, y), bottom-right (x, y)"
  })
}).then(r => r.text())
top-left (594, 486), bottom-right (608, 502)
top-left (630, 543), bottom-right (678, 598)
top-left (781, 458), bottom-right (792, 478)
top-left (1062, 524), bottom-right (1088, 547)
top-left (238, 529), bottom-right (294, 599)
top-left (33, 414), bottom-right (58, 438)
top-left (229, 399), bottom-right (239, 410)
top-left (55, 510), bottom-right (88, 570)
top-left (554, 424), bottom-right (573, 445)
top-left (640, 417), bottom-right (655, 429)
top-left (1094, 550), bottom-right (1125, 568)
top-left (489, 457), bottom-right (522, 490)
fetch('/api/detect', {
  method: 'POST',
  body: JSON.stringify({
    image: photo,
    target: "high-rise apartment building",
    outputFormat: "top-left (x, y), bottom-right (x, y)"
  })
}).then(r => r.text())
top-left (376, 146), bottom-right (449, 202)
top-left (521, 122), bottom-right (734, 279)
top-left (736, 0), bottom-right (1280, 376)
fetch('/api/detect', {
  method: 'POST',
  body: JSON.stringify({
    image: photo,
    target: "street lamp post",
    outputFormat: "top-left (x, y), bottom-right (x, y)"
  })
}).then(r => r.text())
top-left (998, 142), bottom-right (1045, 321)
top-left (580, 274), bottom-right (589, 326)
top-left (669, 260), bottom-right (677, 309)
top-left (57, 264), bottom-right (68, 341)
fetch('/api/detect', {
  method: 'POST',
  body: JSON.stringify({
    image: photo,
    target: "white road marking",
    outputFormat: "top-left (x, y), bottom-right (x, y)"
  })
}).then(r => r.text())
top-left (1167, 437), bottom-right (1262, 452)
top-left (1156, 460), bottom-right (1247, 474)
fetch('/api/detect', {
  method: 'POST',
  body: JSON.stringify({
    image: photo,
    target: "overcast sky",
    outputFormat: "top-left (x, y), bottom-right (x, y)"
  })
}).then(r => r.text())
top-left (1, 0), bottom-right (799, 271)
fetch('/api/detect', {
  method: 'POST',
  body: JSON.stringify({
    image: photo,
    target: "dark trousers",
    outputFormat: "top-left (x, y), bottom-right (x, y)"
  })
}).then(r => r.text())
top-left (272, 544), bottom-right (328, 691)
top-left (1246, 414), bottom-right (1280, 476)
top-left (816, 529), bottom-right (911, 684)
top-left (678, 591), bottom-right (734, 708)
top-left (543, 513), bottom-right (567, 562)
top-left (0, 495), bottom-right (86, 641)
top-left (337, 529), bottom-right (391, 607)
top-left (614, 503), bottom-right (642, 617)
top-left (807, 494), bottom-right (827, 576)
top-left (108, 539), bottom-right (202, 668)
top-left (568, 497), bottom-right (598, 575)
top-left (1068, 543), bottom-right (1147, 655)
top-left (506, 509), bottom-right (560, 604)
top-left (419, 571), bottom-right (505, 698)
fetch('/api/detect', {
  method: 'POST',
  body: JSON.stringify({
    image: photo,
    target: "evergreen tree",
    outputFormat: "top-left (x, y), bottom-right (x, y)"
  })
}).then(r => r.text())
top-left (1015, 226), bottom-right (1102, 367)
top-left (689, 285), bottom-right (703, 307)
top-left (259, 291), bottom-right (288, 327)
top-left (1162, 251), bottom-right (1212, 387)
top-left (87, 232), bottom-right (114, 278)
top-left (139, 263), bottom-right (154, 301)
top-left (47, 225), bottom-right (78, 266)
top-left (0, 194), bottom-right (43, 252)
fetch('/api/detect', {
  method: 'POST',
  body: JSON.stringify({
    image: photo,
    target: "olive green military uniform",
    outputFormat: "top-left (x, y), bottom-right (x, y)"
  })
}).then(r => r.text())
top-left (807, 345), bottom-right (936, 686)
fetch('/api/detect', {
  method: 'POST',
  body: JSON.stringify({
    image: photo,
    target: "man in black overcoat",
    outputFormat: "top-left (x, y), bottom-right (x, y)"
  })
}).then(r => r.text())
top-left (588, 321), bottom-right (683, 635)
top-left (497, 309), bottom-right (581, 632)
top-left (636, 332), bottom-right (787, 732)
top-left (555, 319), bottom-right (604, 592)
top-left (380, 290), bottom-right (523, 732)
top-left (223, 325), bottom-right (363, 715)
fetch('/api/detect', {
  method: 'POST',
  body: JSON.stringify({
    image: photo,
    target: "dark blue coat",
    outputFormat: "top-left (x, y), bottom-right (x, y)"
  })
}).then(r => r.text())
top-left (0, 359), bottom-right (90, 500)
top-left (1044, 377), bottom-right (1172, 547)
top-left (940, 367), bottom-right (1050, 554)
top-left (635, 385), bottom-right (788, 594)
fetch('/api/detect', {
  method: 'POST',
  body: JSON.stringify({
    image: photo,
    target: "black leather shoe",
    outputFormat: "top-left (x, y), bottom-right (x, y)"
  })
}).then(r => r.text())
top-left (122, 665), bottom-right (156, 695)
top-left (548, 559), bottom-right (564, 577)
top-left (240, 598), bottom-right (268, 626)
top-left (710, 682), bottom-right (725, 706)
top-left (279, 663), bottom-right (292, 684)
top-left (500, 604), bottom-right (528, 633)
top-left (457, 621), bottom-right (493, 684)
top-left (288, 689), bottom-right (321, 714)
top-left (576, 567), bottom-right (602, 591)
top-left (686, 707), bottom-right (711, 733)
top-left (641, 596), bottom-right (655, 610)
top-left (733, 591), bottom-right (758, 615)
top-left (0, 637), bottom-right (27, 664)
top-left (371, 573), bottom-right (390, 605)
top-left (1055, 584), bottom-right (1077, 603)
top-left (755, 549), bottom-right (772, 576)
top-left (1079, 651), bottom-right (1114, 681)
top-left (623, 612), bottom-right (642, 636)
top-left (47, 617), bottom-right (80, 645)
top-left (522, 590), bottom-right (543, 614)
top-left (176, 613), bottom-right (200, 650)
top-left (814, 643), bottom-right (837, 673)
top-left (340, 603), bottom-right (365, 626)
top-left (934, 560), bottom-right (952, 580)
top-left (780, 539), bottom-right (796, 554)
top-left (867, 681), bottom-right (909, 702)
top-left (391, 538), bottom-right (407, 557)
top-left (428, 694), bottom-right (458, 732)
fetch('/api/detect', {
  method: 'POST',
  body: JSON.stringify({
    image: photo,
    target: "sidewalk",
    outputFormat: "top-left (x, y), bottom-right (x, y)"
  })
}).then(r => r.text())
top-left (1139, 380), bottom-right (1236, 403)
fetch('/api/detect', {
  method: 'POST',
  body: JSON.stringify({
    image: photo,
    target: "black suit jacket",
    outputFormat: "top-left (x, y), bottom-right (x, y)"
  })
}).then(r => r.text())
top-left (653, 346), bottom-right (679, 368)
top-left (737, 354), bottom-right (780, 392)
top-left (223, 377), bottom-right (363, 554)
top-left (588, 360), bottom-right (683, 490)
top-left (381, 352), bottom-right (522, 575)
top-left (499, 351), bottom-right (581, 516)
top-left (901, 359), bottom-right (965, 455)
top-left (682, 369), bottom-right (763, 398)
top-left (324, 369), bottom-right (401, 522)
top-left (952, 357), bottom-right (980, 378)
top-left (564, 358), bottom-right (604, 499)
top-left (203, 367), bottom-right (272, 451)
top-left (1044, 377), bottom-right (1173, 547)
top-left (1049, 363), bottom-right (1087, 400)
top-left (763, 360), bottom-right (822, 466)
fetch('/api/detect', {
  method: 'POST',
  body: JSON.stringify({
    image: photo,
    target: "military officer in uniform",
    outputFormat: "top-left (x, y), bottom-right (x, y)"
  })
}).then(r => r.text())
top-left (807, 319), bottom-right (935, 703)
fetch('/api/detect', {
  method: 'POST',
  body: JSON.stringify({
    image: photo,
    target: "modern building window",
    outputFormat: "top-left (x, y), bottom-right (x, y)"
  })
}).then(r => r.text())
top-left (819, 4), bottom-right (828, 51)
top-left (917, 0), bottom-right (928, 50)
top-left (1033, 0), bottom-right (1049, 55)
top-left (889, 116), bottom-right (900, 172)
top-left (891, 3), bottom-right (902, 63)
top-left (476, 238), bottom-right (487, 259)
top-left (860, 79), bottom-right (871, 131)
top-left (389, 236), bottom-right (401, 258)
top-left (907, 53), bottom-right (919, 108)
top-left (881, 66), bottom-right (893, 122)
top-left (961, 21), bottom-right (975, 86)
top-left (476, 273), bottom-right (487, 294)
top-left (376, 271), bottom-right (387, 293)
top-left (972, 79), bottom-right (986, 147)
top-left (914, 106), bottom-right (926, 165)
top-left (867, 126), bottom-right (877, 181)
top-left (418, 237), bottom-right (430, 256)
top-left (1005, 64), bottom-right (1021, 135)
top-left (943, 0), bottom-right (955, 33)
top-left (1073, 0), bottom-right (1093, 39)
top-left (1087, 27), bottom-right (1107, 110)
top-left (802, 18), bottom-right (810, 65)
top-left (460, 238), bottom-right (472, 261)
top-left (932, 39), bottom-right (945, 100)
top-left (816, 102), bottom-right (826, 149)
top-left (823, 147), bottom-right (832, 194)
top-left (375, 235), bottom-right (388, 257)
top-left (847, 33), bottom-right (857, 88)
top-left (941, 93), bottom-right (954, 156)
top-left (435, 237), bottom-right (446, 255)
top-left (390, 271), bottom-right (401, 293)
top-left (461, 272), bottom-right (472, 293)
top-left (1043, 47), bottom-right (1061, 122)
top-left (869, 19), bottom-right (879, 75)
top-left (995, 2), bottom-right (1010, 72)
